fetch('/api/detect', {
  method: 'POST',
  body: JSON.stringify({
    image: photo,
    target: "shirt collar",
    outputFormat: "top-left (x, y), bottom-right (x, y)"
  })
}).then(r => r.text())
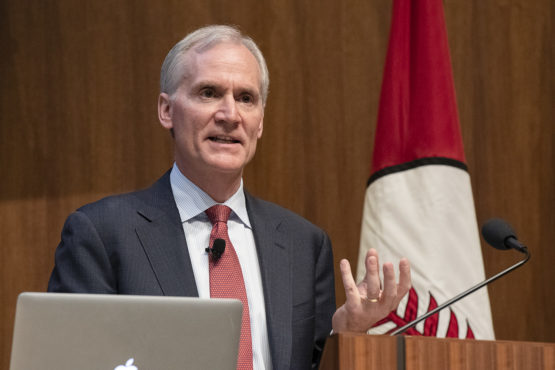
top-left (169, 163), bottom-right (251, 228)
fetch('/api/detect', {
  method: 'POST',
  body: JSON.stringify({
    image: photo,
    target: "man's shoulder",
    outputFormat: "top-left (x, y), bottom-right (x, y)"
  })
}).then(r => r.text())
top-left (77, 190), bottom-right (141, 214)
top-left (75, 171), bottom-right (172, 221)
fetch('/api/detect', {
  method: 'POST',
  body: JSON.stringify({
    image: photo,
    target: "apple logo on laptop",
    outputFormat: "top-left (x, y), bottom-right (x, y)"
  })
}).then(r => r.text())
top-left (114, 358), bottom-right (138, 370)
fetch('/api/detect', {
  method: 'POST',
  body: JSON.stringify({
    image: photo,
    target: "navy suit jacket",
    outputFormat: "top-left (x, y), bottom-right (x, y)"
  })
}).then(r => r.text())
top-left (48, 171), bottom-right (336, 369)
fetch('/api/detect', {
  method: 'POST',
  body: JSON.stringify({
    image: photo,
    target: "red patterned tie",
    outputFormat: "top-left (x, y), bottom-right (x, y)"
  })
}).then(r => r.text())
top-left (206, 205), bottom-right (253, 370)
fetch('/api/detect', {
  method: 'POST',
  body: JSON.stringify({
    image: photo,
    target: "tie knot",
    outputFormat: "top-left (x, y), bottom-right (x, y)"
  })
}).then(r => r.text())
top-left (205, 205), bottom-right (231, 225)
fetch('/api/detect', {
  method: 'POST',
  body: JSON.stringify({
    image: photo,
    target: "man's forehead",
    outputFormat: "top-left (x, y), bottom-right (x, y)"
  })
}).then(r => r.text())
top-left (187, 42), bottom-right (257, 67)
top-left (180, 42), bottom-right (261, 87)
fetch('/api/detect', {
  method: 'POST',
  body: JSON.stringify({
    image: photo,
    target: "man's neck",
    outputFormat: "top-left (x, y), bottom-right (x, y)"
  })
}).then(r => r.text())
top-left (175, 162), bottom-right (242, 203)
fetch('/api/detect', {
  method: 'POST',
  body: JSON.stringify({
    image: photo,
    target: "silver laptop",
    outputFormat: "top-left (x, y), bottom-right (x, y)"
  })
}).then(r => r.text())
top-left (10, 292), bottom-right (242, 370)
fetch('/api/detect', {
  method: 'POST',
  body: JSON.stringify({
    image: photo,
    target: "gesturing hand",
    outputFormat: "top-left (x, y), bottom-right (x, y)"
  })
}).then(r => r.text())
top-left (331, 248), bottom-right (411, 333)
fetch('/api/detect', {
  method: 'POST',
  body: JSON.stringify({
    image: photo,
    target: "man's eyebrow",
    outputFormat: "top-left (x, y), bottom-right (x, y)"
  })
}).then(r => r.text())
top-left (191, 80), bottom-right (218, 89)
top-left (238, 86), bottom-right (259, 96)
top-left (191, 80), bottom-right (260, 96)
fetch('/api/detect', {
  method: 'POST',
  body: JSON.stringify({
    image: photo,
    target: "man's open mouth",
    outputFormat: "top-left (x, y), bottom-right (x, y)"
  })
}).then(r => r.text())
top-left (208, 136), bottom-right (240, 144)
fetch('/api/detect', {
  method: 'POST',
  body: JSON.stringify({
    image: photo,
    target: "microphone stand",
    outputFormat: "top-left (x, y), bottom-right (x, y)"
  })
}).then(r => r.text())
top-left (390, 248), bottom-right (530, 336)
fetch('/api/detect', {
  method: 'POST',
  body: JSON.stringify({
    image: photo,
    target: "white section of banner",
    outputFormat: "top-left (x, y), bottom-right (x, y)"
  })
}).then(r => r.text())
top-left (357, 164), bottom-right (495, 339)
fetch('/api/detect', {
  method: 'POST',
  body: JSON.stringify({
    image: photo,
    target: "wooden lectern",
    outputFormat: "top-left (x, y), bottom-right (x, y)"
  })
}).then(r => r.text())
top-left (320, 333), bottom-right (555, 370)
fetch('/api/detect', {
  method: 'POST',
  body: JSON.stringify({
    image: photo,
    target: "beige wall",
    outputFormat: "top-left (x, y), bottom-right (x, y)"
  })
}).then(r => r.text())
top-left (1, 0), bottom-right (553, 366)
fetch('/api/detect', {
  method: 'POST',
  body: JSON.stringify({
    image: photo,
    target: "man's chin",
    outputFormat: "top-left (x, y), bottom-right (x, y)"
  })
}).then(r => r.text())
top-left (204, 153), bottom-right (253, 174)
top-left (206, 160), bottom-right (247, 176)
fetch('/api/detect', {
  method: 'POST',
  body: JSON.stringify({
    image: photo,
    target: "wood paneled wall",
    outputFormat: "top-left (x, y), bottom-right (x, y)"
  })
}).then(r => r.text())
top-left (1, 0), bottom-right (552, 366)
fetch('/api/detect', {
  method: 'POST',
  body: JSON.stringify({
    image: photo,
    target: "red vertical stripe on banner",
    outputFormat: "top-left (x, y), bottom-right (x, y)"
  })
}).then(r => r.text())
top-left (371, 0), bottom-right (465, 174)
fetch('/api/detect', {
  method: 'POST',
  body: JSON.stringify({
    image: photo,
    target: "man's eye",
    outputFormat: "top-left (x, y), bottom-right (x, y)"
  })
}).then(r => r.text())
top-left (200, 88), bottom-right (215, 98)
top-left (239, 94), bottom-right (253, 104)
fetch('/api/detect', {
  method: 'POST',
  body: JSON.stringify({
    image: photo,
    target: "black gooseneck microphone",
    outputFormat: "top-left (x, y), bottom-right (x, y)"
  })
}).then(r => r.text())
top-left (205, 238), bottom-right (226, 262)
top-left (481, 218), bottom-right (528, 253)
top-left (391, 218), bottom-right (530, 336)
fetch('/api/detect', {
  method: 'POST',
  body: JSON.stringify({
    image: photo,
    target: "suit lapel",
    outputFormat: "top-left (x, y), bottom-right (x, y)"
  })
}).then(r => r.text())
top-left (129, 175), bottom-right (293, 366)
top-left (246, 192), bottom-right (292, 370)
top-left (134, 171), bottom-right (198, 297)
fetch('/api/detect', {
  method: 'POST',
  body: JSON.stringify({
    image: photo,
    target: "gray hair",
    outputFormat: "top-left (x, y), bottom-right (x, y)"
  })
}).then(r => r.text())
top-left (160, 25), bottom-right (269, 106)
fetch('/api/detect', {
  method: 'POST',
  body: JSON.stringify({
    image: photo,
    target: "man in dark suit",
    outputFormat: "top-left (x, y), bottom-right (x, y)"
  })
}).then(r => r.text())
top-left (48, 25), bottom-right (411, 369)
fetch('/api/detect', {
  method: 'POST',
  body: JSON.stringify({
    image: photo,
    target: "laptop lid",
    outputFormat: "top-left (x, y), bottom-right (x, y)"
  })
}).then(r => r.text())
top-left (10, 292), bottom-right (242, 370)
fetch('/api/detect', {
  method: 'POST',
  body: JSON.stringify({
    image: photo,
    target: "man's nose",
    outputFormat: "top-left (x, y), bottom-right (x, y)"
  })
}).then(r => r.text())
top-left (215, 94), bottom-right (240, 124)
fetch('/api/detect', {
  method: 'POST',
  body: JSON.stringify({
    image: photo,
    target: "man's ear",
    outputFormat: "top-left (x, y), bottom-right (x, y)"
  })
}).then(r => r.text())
top-left (257, 114), bottom-right (264, 139)
top-left (158, 93), bottom-right (173, 130)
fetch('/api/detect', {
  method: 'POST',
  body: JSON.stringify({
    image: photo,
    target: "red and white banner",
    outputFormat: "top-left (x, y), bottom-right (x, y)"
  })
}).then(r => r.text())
top-left (356, 0), bottom-right (495, 339)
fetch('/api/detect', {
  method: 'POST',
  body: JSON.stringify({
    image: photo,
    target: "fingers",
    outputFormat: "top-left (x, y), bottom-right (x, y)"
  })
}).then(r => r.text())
top-left (367, 248), bottom-right (379, 262)
top-left (336, 253), bottom-right (412, 333)
top-left (381, 257), bottom-right (411, 308)
top-left (381, 262), bottom-right (396, 304)
top-left (397, 258), bottom-right (412, 297)
top-left (343, 251), bottom-right (412, 309)
top-left (339, 259), bottom-right (360, 304)
top-left (364, 250), bottom-right (411, 304)
top-left (364, 251), bottom-right (381, 300)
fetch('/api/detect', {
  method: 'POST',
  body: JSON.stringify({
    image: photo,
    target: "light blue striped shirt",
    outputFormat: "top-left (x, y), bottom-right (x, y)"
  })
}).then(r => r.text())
top-left (170, 163), bottom-right (272, 369)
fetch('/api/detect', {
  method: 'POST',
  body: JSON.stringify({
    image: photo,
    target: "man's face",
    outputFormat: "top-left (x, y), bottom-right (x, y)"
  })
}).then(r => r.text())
top-left (159, 42), bottom-right (264, 181)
